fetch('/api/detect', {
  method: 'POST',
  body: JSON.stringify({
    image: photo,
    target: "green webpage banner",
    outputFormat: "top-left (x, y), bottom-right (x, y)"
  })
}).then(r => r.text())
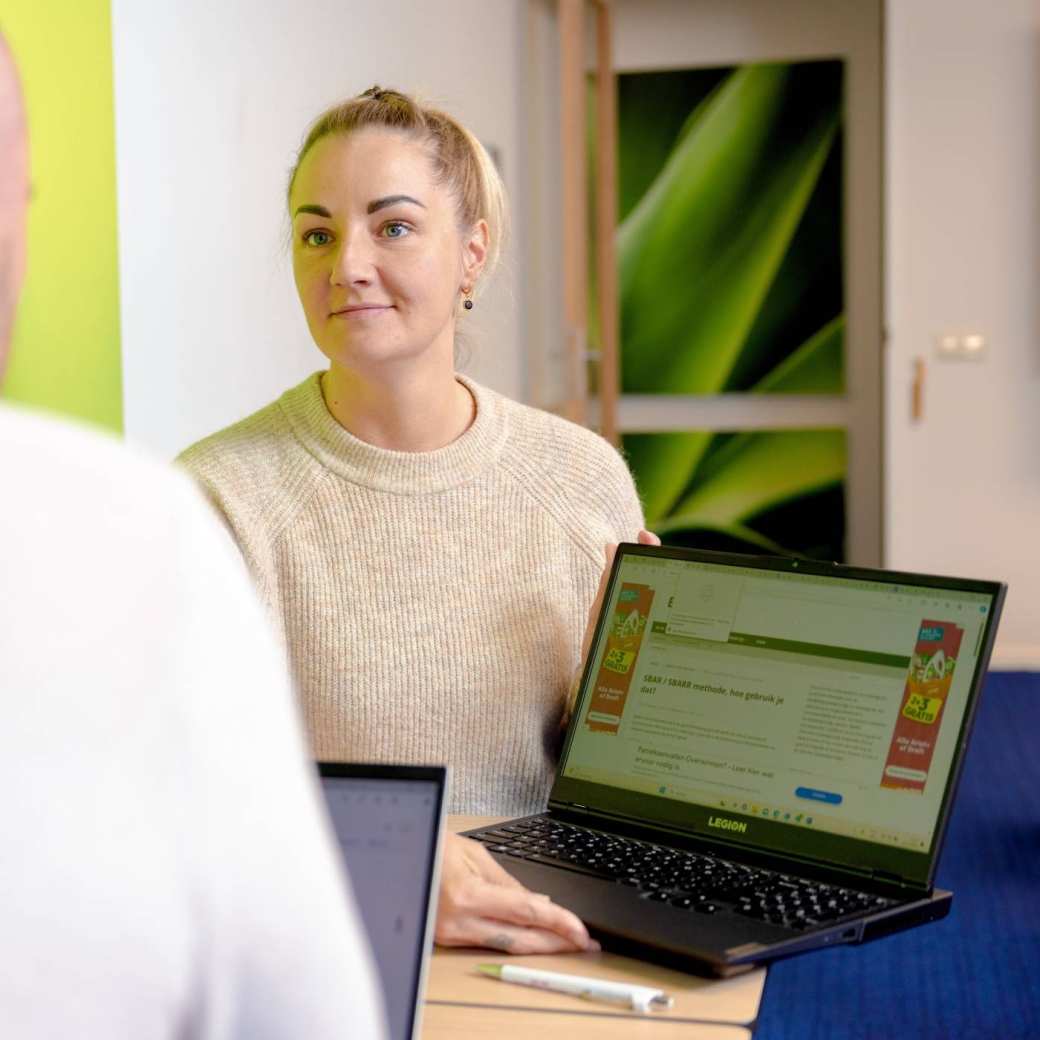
top-left (566, 555), bottom-right (992, 853)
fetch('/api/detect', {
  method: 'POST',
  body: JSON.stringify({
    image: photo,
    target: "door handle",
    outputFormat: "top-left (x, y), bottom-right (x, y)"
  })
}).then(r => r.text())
top-left (911, 357), bottom-right (926, 422)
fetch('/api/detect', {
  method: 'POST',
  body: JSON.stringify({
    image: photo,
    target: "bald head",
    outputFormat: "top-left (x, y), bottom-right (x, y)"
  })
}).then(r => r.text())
top-left (0, 31), bottom-right (28, 379)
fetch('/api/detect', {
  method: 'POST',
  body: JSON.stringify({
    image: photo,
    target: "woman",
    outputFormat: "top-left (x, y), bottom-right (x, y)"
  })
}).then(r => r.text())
top-left (181, 87), bottom-right (655, 952)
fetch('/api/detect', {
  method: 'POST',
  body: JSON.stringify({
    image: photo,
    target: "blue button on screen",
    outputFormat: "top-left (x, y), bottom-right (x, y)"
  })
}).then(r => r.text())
top-left (795, 786), bottom-right (843, 805)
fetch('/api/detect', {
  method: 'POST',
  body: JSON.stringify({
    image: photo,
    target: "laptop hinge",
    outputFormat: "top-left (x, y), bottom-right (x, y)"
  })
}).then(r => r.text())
top-left (552, 802), bottom-right (929, 893)
top-left (871, 868), bottom-right (916, 890)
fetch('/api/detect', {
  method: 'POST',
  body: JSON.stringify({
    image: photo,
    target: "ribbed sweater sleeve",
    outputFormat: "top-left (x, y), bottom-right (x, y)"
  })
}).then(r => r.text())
top-left (178, 374), bottom-right (645, 814)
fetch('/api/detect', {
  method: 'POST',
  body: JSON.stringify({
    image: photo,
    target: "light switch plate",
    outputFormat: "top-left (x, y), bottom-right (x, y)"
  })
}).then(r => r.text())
top-left (935, 332), bottom-right (987, 360)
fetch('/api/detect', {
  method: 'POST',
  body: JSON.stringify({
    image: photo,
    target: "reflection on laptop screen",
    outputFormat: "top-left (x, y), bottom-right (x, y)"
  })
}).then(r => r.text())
top-left (563, 553), bottom-right (996, 853)
top-left (321, 774), bottom-right (441, 1040)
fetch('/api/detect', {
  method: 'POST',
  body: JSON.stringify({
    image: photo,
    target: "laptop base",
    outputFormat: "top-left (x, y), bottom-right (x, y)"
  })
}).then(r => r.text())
top-left (465, 817), bottom-right (952, 977)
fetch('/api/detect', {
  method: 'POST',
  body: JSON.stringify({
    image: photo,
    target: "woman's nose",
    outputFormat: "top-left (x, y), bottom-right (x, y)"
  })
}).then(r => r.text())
top-left (330, 230), bottom-right (374, 286)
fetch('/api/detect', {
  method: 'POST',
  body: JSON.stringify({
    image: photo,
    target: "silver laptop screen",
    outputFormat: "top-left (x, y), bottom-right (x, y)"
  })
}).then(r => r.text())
top-left (321, 775), bottom-right (441, 1040)
top-left (562, 553), bottom-right (995, 853)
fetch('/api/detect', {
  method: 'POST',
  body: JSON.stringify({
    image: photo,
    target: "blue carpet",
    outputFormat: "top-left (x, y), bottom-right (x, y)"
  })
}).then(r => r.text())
top-left (756, 672), bottom-right (1040, 1040)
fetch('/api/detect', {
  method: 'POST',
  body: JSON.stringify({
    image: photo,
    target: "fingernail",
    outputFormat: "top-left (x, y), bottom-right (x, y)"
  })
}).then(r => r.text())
top-left (534, 893), bottom-right (552, 900)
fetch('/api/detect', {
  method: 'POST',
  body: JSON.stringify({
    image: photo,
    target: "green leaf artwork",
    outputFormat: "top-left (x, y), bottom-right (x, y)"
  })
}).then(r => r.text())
top-left (606, 61), bottom-right (846, 559)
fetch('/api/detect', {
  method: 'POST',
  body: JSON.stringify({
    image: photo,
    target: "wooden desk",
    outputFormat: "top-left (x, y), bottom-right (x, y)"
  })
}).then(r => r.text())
top-left (422, 817), bottom-right (766, 1038)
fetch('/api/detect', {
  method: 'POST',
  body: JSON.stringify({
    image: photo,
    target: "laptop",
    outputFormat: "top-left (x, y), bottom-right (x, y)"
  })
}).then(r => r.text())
top-left (465, 544), bottom-right (1005, 976)
top-left (318, 763), bottom-right (447, 1039)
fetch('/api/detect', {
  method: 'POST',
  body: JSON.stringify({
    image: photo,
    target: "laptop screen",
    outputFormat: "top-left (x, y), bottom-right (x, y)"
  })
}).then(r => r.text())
top-left (559, 548), bottom-right (1002, 878)
top-left (319, 766), bottom-right (445, 1040)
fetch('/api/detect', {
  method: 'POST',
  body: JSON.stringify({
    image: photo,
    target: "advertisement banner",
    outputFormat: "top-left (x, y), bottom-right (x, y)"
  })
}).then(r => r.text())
top-left (881, 619), bottom-right (965, 792)
top-left (584, 583), bottom-right (655, 734)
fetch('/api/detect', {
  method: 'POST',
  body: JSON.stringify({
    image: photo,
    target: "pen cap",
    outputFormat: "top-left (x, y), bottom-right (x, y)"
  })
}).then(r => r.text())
top-left (630, 989), bottom-right (674, 1013)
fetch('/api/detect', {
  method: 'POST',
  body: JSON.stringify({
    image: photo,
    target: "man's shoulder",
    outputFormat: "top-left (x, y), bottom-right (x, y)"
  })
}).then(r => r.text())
top-left (0, 402), bottom-right (244, 623)
top-left (0, 403), bottom-right (199, 525)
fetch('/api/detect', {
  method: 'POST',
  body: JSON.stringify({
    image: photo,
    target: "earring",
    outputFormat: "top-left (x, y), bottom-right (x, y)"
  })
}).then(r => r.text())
top-left (462, 287), bottom-right (474, 310)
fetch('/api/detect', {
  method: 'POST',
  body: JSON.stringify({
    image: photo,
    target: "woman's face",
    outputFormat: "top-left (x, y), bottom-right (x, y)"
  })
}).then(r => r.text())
top-left (289, 128), bottom-right (486, 374)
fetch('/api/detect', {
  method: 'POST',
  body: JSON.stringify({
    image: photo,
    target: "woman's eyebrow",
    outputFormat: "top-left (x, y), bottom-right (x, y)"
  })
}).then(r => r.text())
top-left (367, 194), bottom-right (424, 214)
top-left (293, 203), bottom-right (331, 218)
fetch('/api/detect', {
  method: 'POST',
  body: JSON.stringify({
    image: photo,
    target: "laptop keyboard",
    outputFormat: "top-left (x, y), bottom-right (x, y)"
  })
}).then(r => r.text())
top-left (472, 817), bottom-right (896, 932)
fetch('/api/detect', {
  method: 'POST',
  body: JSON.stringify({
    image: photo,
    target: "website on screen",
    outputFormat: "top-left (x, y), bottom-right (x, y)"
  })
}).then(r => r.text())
top-left (563, 555), bottom-right (993, 852)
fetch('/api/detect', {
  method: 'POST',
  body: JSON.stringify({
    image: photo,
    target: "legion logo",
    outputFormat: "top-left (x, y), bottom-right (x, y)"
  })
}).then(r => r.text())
top-left (707, 816), bottom-right (748, 834)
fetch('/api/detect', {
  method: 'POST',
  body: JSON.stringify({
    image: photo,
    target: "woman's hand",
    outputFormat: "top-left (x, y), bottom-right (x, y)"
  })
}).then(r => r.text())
top-left (434, 833), bottom-right (600, 954)
top-left (560, 530), bottom-right (661, 729)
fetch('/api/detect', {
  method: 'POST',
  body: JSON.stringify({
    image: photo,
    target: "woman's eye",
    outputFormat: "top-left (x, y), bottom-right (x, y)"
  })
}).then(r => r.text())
top-left (303, 229), bottom-right (332, 247)
top-left (382, 221), bottom-right (411, 239)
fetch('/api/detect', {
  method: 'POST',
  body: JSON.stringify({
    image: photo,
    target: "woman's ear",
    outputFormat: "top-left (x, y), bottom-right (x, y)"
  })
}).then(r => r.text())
top-left (461, 218), bottom-right (489, 289)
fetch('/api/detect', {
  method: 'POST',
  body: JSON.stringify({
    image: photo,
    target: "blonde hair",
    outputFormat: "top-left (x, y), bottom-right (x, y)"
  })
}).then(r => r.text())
top-left (287, 86), bottom-right (507, 283)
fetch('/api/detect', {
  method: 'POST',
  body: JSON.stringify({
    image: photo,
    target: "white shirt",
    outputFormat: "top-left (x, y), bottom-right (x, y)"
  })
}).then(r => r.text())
top-left (0, 404), bottom-right (386, 1039)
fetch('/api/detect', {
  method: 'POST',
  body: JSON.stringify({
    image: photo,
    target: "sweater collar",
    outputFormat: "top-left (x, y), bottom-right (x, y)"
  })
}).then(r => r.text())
top-left (278, 371), bottom-right (508, 494)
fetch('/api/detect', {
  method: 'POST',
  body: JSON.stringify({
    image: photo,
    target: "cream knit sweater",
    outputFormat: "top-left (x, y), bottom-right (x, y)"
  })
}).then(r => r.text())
top-left (179, 373), bottom-right (644, 814)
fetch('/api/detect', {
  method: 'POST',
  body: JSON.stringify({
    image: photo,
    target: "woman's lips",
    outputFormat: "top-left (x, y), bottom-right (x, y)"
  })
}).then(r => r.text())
top-left (330, 304), bottom-right (392, 318)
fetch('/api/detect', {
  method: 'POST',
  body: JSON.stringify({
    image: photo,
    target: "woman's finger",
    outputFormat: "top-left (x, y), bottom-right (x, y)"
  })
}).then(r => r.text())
top-left (438, 911), bottom-right (595, 954)
top-left (434, 875), bottom-right (598, 953)
top-left (474, 919), bottom-right (599, 955)
top-left (460, 879), bottom-right (594, 950)
top-left (465, 840), bottom-right (528, 890)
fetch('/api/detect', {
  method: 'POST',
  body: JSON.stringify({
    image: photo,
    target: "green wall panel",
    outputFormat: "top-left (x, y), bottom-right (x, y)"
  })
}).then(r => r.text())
top-left (2, 0), bottom-right (122, 432)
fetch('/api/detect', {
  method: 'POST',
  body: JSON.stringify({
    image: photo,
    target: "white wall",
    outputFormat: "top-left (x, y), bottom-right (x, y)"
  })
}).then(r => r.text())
top-left (111, 0), bottom-right (525, 460)
top-left (885, 0), bottom-right (1040, 667)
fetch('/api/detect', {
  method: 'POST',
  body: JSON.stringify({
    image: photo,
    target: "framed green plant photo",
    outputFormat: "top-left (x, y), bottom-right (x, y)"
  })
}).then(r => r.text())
top-left (606, 60), bottom-right (847, 559)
